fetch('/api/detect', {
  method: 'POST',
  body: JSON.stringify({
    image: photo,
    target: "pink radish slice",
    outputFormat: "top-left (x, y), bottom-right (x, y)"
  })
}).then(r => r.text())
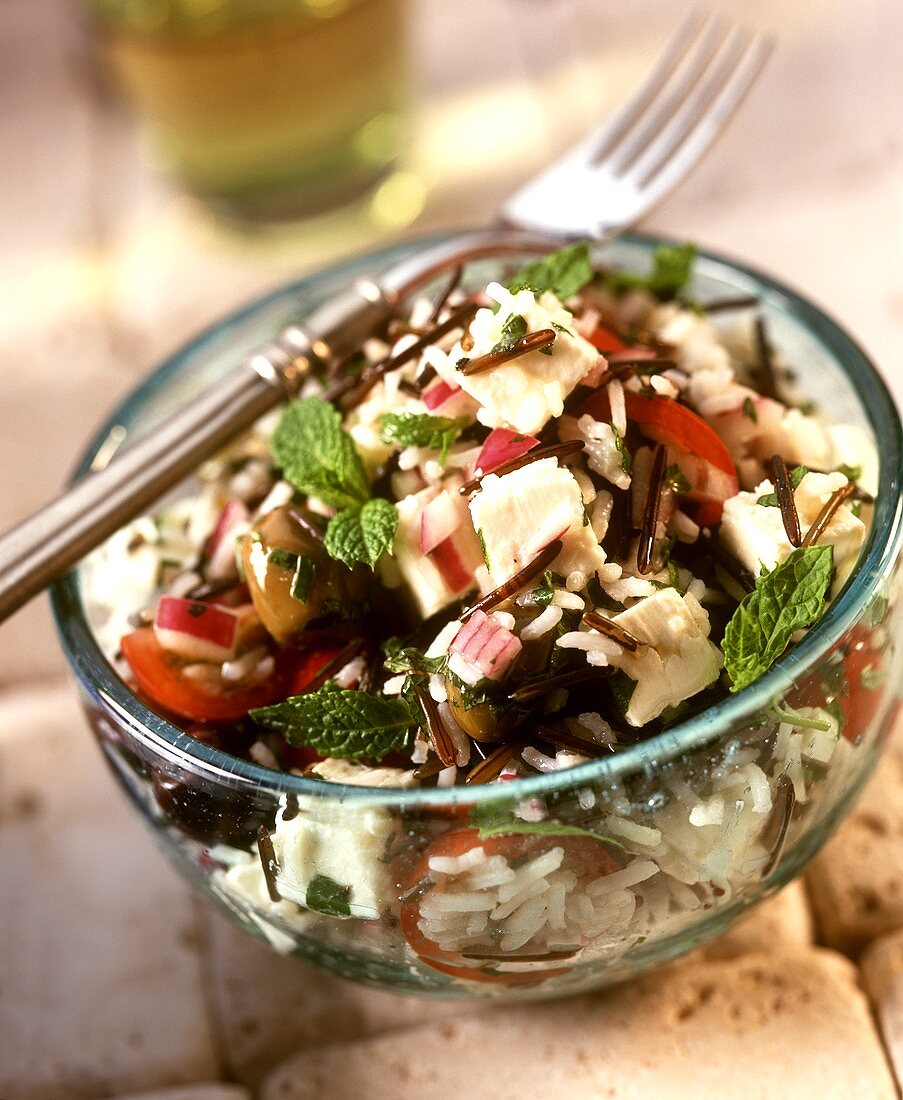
top-left (154, 596), bottom-right (240, 662)
top-left (474, 429), bottom-right (539, 477)
top-left (420, 491), bottom-right (463, 554)
top-left (449, 610), bottom-right (522, 681)
top-left (205, 500), bottom-right (250, 580)
top-left (423, 379), bottom-right (461, 411)
top-left (430, 536), bottom-right (474, 595)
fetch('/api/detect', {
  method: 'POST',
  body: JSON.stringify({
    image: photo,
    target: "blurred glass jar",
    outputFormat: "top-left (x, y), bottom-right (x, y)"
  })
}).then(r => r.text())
top-left (87, 0), bottom-right (409, 220)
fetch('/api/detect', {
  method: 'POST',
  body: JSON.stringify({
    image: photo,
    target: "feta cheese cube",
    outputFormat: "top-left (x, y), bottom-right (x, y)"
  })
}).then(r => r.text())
top-left (468, 458), bottom-right (607, 585)
top-left (270, 800), bottom-right (395, 919)
top-left (606, 589), bottom-right (723, 726)
top-left (719, 471), bottom-right (866, 590)
top-left (452, 283), bottom-right (599, 435)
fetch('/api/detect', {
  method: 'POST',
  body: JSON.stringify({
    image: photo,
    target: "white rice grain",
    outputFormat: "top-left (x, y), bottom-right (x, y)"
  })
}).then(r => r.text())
top-left (521, 605), bottom-right (563, 641)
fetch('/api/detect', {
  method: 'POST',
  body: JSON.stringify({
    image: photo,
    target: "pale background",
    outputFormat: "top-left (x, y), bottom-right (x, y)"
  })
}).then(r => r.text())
top-left (1, 1), bottom-right (902, 1097)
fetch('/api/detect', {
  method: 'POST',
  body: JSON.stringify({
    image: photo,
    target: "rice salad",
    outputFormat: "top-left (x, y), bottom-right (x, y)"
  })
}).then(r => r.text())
top-left (85, 242), bottom-right (884, 987)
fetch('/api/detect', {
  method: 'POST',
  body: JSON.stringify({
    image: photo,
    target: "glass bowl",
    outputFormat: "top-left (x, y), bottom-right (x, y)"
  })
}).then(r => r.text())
top-left (51, 234), bottom-right (903, 1000)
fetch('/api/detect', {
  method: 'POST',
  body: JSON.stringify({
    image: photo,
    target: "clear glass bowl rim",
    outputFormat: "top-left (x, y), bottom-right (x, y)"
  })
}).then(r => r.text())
top-left (50, 231), bottom-right (903, 807)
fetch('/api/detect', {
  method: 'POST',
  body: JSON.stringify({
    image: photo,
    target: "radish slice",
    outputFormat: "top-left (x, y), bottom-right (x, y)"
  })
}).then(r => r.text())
top-left (423, 379), bottom-right (461, 411)
top-left (420, 491), bottom-right (462, 554)
top-left (449, 610), bottom-right (522, 682)
top-left (205, 500), bottom-right (250, 580)
top-left (474, 429), bottom-right (539, 477)
top-left (154, 596), bottom-right (240, 662)
top-left (430, 537), bottom-right (474, 595)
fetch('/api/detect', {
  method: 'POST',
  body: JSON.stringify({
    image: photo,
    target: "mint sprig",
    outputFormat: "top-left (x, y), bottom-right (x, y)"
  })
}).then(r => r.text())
top-left (379, 411), bottom-right (469, 464)
top-left (271, 397), bottom-right (397, 570)
top-left (325, 498), bottom-right (398, 571)
top-left (723, 545), bottom-right (834, 693)
top-left (271, 397), bottom-right (369, 511)
top-left (251, 685), bottom-right (414, 760)
top-left (604, 242), bottom-right (697, 301)
top-left (509, 242), bottom-right (594, 301)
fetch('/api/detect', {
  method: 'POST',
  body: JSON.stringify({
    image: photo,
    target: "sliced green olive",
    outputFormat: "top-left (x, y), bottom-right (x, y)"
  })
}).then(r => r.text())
top-left (241, 506), bottom-right (349, 644)
top-left (446, 680), bottom-right (501, 742)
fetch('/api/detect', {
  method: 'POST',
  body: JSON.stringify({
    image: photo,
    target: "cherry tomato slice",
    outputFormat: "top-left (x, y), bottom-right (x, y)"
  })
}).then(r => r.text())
top-left (397, 827), bottom-right (617, 985)
top-left (580, 390), bottom-right (739, 523)
top-left (120, 628), bottom-right (342, 724)
top-left (587, 323), bottom-right (630, 354)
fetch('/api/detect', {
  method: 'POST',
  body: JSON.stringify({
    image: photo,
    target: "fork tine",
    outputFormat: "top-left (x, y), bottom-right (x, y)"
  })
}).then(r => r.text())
top-left (633, 30), bottom-right (774, 192)
top-left (603, 16), bottom-right (731, 175)
top-left (588, 9), bottom-right (708, 164)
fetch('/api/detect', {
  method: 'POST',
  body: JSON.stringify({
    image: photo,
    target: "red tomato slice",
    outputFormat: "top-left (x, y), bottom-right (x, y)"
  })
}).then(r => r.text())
top-left (587, 324), bottom-right (629, 353)
top-left (581, 390), bottom-right (739, 524)
top-left (121, 629), bottom-right (343, 724)
top-left (397, 827), bottom-right (617, 985)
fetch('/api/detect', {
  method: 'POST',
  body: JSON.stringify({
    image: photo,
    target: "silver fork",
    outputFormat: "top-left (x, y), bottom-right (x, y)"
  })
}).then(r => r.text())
top-left (0, 15), bottom-right (773, 623)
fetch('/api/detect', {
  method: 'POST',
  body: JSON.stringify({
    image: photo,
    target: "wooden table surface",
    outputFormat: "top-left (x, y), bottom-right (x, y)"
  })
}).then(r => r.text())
top-left (1, 1), bottom-right (901, 1096)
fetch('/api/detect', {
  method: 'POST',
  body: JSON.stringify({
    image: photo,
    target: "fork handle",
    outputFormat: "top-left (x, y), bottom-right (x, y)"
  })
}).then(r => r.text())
top-left (0, 229), bottom-right (556, 625)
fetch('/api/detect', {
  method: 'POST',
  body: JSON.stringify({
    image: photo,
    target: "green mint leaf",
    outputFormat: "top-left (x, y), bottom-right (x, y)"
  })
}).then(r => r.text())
top-left (509, 242), bottom-right (594, 301)
top-left (608, 670), bottom-right (637, 714)
top-left (469, 802), bottom-right (625, 847)
top-left (271, 397), bottom-right (370, 511)
top-left (382, 639), bottom-right (447, 675)
top-left (836, 463), bottom-right (862, 482)
top-left (305, 874), bottom-right (352, 917)
top-left (757, 465), bottom-right (808, 507)
top-left (723, 545), bottom-right (834, 693)
top-left (490, 313), bottom-right (528, 355)
top-left (251, 686), bottom-right (414, 759)
top-left (379, 411), bottom-right (469, 464)
top-left (605, 242), bottom-right (697, 301)
top-left (325, 498), bottom-right (397, 570)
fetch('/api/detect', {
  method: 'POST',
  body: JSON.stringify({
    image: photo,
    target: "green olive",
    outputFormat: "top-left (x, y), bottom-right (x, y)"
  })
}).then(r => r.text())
top-left (446, 680), bottom-right (501, 742)
top-left (241, 506), bottom-right (350, 644)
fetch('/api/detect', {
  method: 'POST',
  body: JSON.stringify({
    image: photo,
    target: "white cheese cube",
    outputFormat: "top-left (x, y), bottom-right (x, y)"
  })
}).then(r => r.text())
top-left (606, 589), bottom-right (722, 726)
top-left (468, 458), bottom-right (607, 586)
top-left (719, 471), bottom-right (866, 590)
top-left (269, 801), bottom-right (395, 920)
top-left (451, 283), bottom-right (599, 435)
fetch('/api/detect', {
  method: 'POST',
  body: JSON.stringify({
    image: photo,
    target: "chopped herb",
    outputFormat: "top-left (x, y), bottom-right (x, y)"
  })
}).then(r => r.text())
top-left (667, 560), bottom-right (684, 592)
top-left (186, 603), bottom-right (206, 618)
top-left (508, 242), bottom-right (594, 301)
top-left (305, 874), bottom-right (352, 917)
top-left (490, 314), bottom-right (528, 355)
top-left (611, 423), bottom-right (632, 475)
top-left (742, 396), bottom-right (758, 423)
top-left (268, 547), bottom-right (316, 602)
top-left (383, 639), bottom-right (447, 676)
top-left (836, 463), bottom-right (862, 482)
top-left (551, 321), bottom-right (574, 338)
top-left (604, 242), bottom-right (697, 301)
top-left (851, 500), bottom-right (864, 519)
top-left (379, 411), bottom-right (470, 464)
top-left (609, 671), bottom-right (637, 714)
top-left (324, 498), bottom-right (398, 571)
top-left (531, 571), bottom-right (556, 608)
top-left (469, 801), bottom-right (624, 847)
top-left (477, 527), bottom-right (491, 570)
top-left (664, 464), bottom-right (691, 494)
top-left (757, 465), bottom-right (808, 507)
top-left (722, 545), bottom-right (834, 693)
top-left (251, 685), bottom-right (414, 760)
